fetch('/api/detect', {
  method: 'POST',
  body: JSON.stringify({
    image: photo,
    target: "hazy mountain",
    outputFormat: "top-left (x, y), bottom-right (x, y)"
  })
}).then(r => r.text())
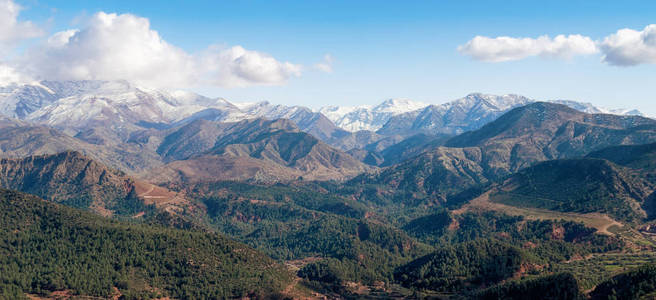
top-left (2, 81), bottom-right (645, 156)
top-left (551, 99), bottom-right (644, 116)
top-left (0, 115), bottom-right (166, 174)
top-left (339, 94), bottom-right (645, 138)
top-left (148, 118), bottom-right (372, 183)
top-left (0, 80), bottom-right (388, 151)
top-left (319, 98), bottom-right (428, 132)
top-left (376, 93), bottom-right (534, 136)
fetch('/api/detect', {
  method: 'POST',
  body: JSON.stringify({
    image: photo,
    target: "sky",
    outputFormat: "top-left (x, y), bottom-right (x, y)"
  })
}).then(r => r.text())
top-left (1, 0), bottom-right (656, 114)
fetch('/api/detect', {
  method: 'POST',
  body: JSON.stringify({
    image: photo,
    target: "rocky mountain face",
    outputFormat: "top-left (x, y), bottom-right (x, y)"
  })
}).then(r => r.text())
top-left (0, 151), bottom-right (142, 216)
top-left (0, 80), bottom-right (646, 158)
top-left (1, 80), bottom-right (240, 131)
top-left (444, 102), bottom-right (656, 175)
top-left (0, 115), bottom-right (166, 174)
top-left (0, 151), bottom-right (193, 218)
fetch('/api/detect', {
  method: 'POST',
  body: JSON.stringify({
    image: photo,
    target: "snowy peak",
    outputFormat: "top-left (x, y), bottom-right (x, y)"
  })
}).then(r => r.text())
top-left (376, 93), bottom-right (643, 136)
top-left (374, 98), bottom-right (427, 113)
top-left (318, 98), bottom-right (427, 132)
top-left (550, 100), bottom-right (644, 117)
top-left (0, 80), bottom-right (245, 129)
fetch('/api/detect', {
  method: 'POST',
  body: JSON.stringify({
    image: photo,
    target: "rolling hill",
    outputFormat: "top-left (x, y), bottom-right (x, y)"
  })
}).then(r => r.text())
top-left (0, 188), bottom-right (292, 299)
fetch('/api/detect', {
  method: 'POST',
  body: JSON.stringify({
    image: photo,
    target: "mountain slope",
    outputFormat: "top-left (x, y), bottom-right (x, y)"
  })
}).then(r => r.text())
top-left (347, 102), bottom-right (656, 204)
top-left (150, 118), bottom-right (372, 183)
top-left (0, 188), bottom-right (291, 299)
top-left (586, 142), bottom-right (656, 172)
top-left (0, 151), bottom-right (179, 216)
top-left (489, 158), bottom-right (655, 222)
top-left (0, 116), bottom-right (164, 175)
top-left (445, 102), bottom-right (656, 176)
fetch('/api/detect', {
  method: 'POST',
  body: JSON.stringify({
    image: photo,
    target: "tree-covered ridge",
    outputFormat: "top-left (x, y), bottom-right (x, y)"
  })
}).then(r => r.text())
top-left (0, 189), bottom-right (292, 299)
top-left (477, 273), bottom-right (585, 300)
top-left (404, 211), bottom-right (621, 255)
top-left (184, 181), bottom-right (432, 286)
top-left (393, 239), bottom-right (538, 292)
top-left (490, 158), bottom-right (654, 222)
top-left (590, 264), bottom-right (656, 300)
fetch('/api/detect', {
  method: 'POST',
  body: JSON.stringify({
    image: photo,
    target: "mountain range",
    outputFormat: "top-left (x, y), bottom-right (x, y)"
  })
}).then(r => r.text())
top-left (349, 102), bottom-right (656, 204)
top-left (4, 79), bottom-right (656, 298)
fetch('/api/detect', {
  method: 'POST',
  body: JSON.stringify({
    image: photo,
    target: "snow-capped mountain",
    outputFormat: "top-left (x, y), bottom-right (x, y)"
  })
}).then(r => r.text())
top-left (0, 80), bottom-right (243, 130)
top-left (376, 94), bottom-right (647, 137)
top-left (376, 93), bottom-right (534, 136)
top-left (0, 80), bottom-right (354, 147)
top-left (550, 100), bottom-right (643, 116)
top-left (0, 80), bottom-right (646, 151)
top-left (319, 98), bottom-right (427, 132)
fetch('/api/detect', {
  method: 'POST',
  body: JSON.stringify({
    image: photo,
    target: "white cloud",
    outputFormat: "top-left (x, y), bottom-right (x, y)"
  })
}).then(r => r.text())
top-left (600, 24), bottom-right (656, 66)
top-left (313, 54), bottom-right (334, 73)
top-left (200, 45), bottom-right (302, 87)
top-left (20, 12), bottom-right (302, 88)
top-left (458, 34), bottom-right (598, 62)
top-left (0, 63), bottom-right (33, 86)
top-left (0, 0), bottom-right (43, 52)
top-left (21, 12), bottom-right (194, 88)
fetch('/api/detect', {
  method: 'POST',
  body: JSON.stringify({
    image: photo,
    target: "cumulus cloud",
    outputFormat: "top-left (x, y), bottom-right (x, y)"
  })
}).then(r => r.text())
top-left (313, 54), bottom-right (334, 73)
top-left (0, 0), bottom-right (43, 51)
top-left (600, 24), bottom-right (656, 66)
top-left (199, 45), bottom-right (302, 87)
top-left (458, 34), bottom-right (598, 62)
top-left (19, 12), bottom-right (302, 88)
top-left (21, 12), bottom-right (194, 88)
top-left (0, 63), bottom-right (33, 86)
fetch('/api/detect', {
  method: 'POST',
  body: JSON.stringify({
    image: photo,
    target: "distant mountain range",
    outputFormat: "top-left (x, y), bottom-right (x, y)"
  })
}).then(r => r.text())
top-left (0, 80), bottom-right (645, 145)
top-left (0, 79), bottom-right (651, 181)
top-left (321, 93), bottom-right (644, 135)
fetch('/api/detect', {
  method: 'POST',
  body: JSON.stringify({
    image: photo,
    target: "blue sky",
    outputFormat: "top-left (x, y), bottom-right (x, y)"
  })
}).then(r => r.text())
top-left (8, 0), bottom-right (656, 114)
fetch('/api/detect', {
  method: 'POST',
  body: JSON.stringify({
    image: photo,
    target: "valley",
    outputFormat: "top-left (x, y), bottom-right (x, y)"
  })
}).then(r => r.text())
top-left (1, 80), bottom-right (656, 299)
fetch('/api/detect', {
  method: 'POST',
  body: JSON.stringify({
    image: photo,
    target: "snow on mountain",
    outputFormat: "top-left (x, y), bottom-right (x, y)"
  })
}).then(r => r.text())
top-left (0, 80), bottom-right (245, 130)
top-left (319, 98), bottom-right (427, 131)
top-left (0, 80), bottom-right (646, 146)
top-left (550, 100), bottom-right (644, 116)
top-left (374, 94), bottom-right (647, 137)
top-left (377, 93), bottom-right (534, 136)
